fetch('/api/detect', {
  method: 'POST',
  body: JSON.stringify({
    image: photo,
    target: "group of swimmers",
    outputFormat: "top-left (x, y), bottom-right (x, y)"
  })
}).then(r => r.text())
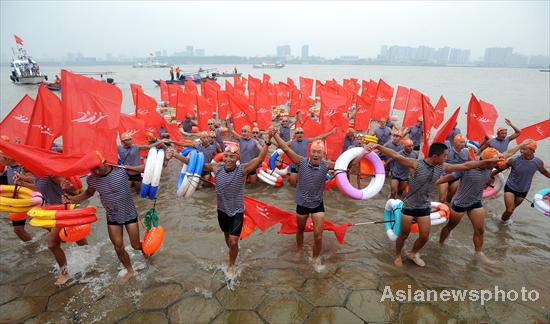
top-left (0, 113), bottom-right (548, 284)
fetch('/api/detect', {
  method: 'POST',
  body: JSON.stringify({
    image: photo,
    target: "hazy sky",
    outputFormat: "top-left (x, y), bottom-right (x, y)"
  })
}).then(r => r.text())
top-left (1, 1), bottom-right (549, 61)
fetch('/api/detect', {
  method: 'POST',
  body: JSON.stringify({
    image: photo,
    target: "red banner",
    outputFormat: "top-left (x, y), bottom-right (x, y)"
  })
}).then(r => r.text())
top-left (433, 107), bottom-right (461, 144)
top-left (228, 94), bottom-right (254, 135)
top-left (119, 113), bottom-right (147, 146)
top-left (393, 85), bottom-right (409, 111)
top-left (159, 80), bottom-right (169, 103)
top-left (61, 70), bottom-right (122, 163)
top-left (279, 217), bottom-right (352, 244)
top-left (0, 95), bottom-right (35, 143)
top-left (515, 119), bottom-right (550, 144)
top-left (354, 95), bottom-right (372, 131)
top-left (197, 95), bottom-right (215, 131)
top-left (372, 79), bottom-right (394, 120)
top-left (433, 96), bottom-right (447, 128)
top-left (421, 95), bottom-right (435, 157)
top-left (466, 94), bottom-right (498, 142)
top-left (402, 89), bottom-right (423, 128)
top-left (25, 84), bottom-right (62, 149)
top-left (299, 76), bottom-right (314, 97)
top-left (254, 91), bottom-right (272, 130)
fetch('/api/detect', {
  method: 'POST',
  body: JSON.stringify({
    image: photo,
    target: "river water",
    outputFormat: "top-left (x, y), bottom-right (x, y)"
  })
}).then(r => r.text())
top-left (0, 64), bottom-right (549, 323)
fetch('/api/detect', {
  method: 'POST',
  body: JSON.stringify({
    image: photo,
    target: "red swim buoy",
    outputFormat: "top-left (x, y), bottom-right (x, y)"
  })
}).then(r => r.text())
top-left (8, 212), bottom-right (27, 221)
top-left (59, 224), bottom-right (91, 242)
top-left (142, 226), bottom-right (165, 255)
top-left (240, 214), bottom-right (255, 239)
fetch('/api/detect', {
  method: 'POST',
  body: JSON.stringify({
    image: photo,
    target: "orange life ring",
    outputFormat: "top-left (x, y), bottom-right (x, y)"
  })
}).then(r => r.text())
top-left (142, 226), bottom-right (165, 255)
top-left (59, 224), bottom-right (91, 242)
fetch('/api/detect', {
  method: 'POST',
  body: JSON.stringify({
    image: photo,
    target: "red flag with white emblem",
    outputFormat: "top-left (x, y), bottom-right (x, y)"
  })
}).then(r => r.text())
top-left (421, 95), bottom-right (435, 157)
top-left (372, 79), bottom-right (393, 120)
top-left (119, 113), bottom-right (147, 145)
top-left (197, 95), bottom-right (215, 131)
top-left (254, 91), bottom-right (272, 130)
top-left (515, 119), bottom-right (550, 144)
top-left (466, 94), bottom-right (498, 142)
top-left (0, 95), bottom-right (35, 143)
top-left (61, 70), bottom-right (122, 163)
top-left (402, 89), bottom-right (423, 128)
top-left (433, 96), bottom-right (448, 128)
top-left (228, 94), bottom-right (254, 135)
top-left (25, 84), bottom-right (62, 149)
top-left (433, 107), bottom-right (461, 144)
top-left (393, 86), bottom-right (409, 111)
top-left (354, 95), bottom-right (373, 131)
top-left (159, 80), bottom-right (169, 103)
top-left (299, 76), bottom-right (314, 97)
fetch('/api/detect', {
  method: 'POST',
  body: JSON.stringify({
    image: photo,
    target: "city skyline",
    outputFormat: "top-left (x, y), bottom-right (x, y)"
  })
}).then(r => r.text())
top-left (1, 1), bottom-right (549, 62)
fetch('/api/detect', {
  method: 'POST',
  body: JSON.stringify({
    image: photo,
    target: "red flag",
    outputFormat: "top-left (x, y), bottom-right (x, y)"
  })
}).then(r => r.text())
top-left (0, 95), bottom-right (35, 143)
top-left (162, 120), bottom-right (186, 144)
top-left (433, 96), bottom-right (447, 128)
top-left (248, 75), bottom-right (261, 94)
top-left (25, 84), bottom-right (62, 149)
top-left (299, 76), bottom-right (314, 97)
top-left (234, 76), bottom-right (246, 93)
top-left (262, 73), bottom-right (271, 84)
top-left (466, 94), bottom-right (498, 142)
top-left (228, 94), bottom-right (254, 135)
top-left (289, 86), bottom-right (301, 117)
top-left (287, 77), bottom-right (295, 88)
top-left (14, 34), bottom-right (23, 45)
top-left (315, 80), bottom-right (324, 98)
top-left (167, 84), bottom-right (180, 108)
top-left (61, 70), bottom-right (122, 163)
top-left (299, 96), bottom-right (316, 114)
top-left (175, 89), bottom-right (196, 121)
top-left (243, 196), bottom-right (294, 231)
top-left (515, 119), bottom-right (550, 144)
top-left (275, 82), bottom-right (289, 105)
top-left (421, 95), bottom-right (435, 157)
top-left (299, 116), bottom-right (323, 138)
top-left (354, 95), bottom-right (372, 131)
top-left (225, 80), bottom-right (234, 94)
top-left (278, 217), bottom-right (352, 244)
top-left (320, 91), bottom-right (348, 132)
top-left (325, 112), bottom-right (349, 161)
top-left (135, 88), bottom-right (164, 132)
top-left (201, 80), bottom-right (220, 106)
top-left (130, 83), bottom-right (143, 107)
top-left (393, 86), bottom-right (409, 111)
top-left (433, 107), bottom-right (461, 144)
top-left (254, 91), bottom-right (272, 130)
top-left (197, 96), bottom-right (215, 131)
top-left (373, 79), bottom-right (394, 120)
top-left (217, 90), bottom-right (230, 119)
top-left (0, 141), bottom-right (101, 178)
top-left (184, 80), bottom-right (198, 97)
top-left (159, 80), bottom-right (169, 103)
top-left (119, 113), bottom-right (147, 146)
top-left (402, 89), bottom-right (423, 128)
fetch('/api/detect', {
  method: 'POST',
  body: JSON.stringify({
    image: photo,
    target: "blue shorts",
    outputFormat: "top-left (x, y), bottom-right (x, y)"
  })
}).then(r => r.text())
top-left (452, 201), bottom-right (483, 213)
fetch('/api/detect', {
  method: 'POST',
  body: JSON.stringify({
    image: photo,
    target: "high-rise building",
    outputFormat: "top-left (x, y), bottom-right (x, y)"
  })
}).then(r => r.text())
top-left (528, 55), bottom-right (550, 68)
top-left (195, 49), bottom-right (205, 57)
top-left (277, 45), bottom-right (291, 58)
top-left (301, 45), bottom-right (309, 59)
top-left (484, 47), bottom-right (513, 66)
top-left (448, 48), bottom-right (470, 65)
top-left (436, 47), bottom-right (450, 64)
top-left (155, 50), bottom-right (162, 57)
top-left (186, 45), bottom-right (194, 56)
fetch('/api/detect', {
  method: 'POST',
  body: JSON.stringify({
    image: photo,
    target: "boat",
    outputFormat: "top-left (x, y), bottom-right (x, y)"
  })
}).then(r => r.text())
top-left (253, 62), bottom-right (285, 69)
top-left (153, 70), bottom-right (217, 85)
top-left (47, 83), bottom-right (61, 91)
top-left (133, 54), bottom-right (169, 68)
top-left (9, 36), bottom-right (48, 85)
top-left (539, 69), bottom-right (550, 72)
top-left (214, 72), bottom-right (242, 77)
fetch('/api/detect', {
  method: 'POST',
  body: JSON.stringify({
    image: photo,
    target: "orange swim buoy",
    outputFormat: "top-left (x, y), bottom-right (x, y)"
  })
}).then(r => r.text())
top-left (68, 176), bottom-right (83, 194)
top-left (59, 224), bottom-right (91, 242)
top-left (142, 226), bottom-right (165, 255)
top-left (8, 212), bottom-right (27, 221)
top-left (191, 126), bottom-right (198, 133)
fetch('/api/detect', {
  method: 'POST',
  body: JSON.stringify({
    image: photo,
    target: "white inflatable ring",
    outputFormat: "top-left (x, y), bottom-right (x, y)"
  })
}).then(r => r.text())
top-left (429, 201), bottom-right (451, 226)
top-left (148, 149), bottom-right (165, 199)
top-left (482, 171), bottom-right (504, 199)
top-left (140, 147), bottom-right (158, 198)
top-left (184, 152), bottom-right (204, 199)
top-left (258, 167), bottom-right (283, 187)
top-left (533, 188), bottom-right (550, 217)
top-left (334, 147), bottom-right (385, 200)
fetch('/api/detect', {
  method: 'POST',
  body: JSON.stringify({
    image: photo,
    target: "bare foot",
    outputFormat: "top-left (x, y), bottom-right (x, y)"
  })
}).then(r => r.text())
top-left (118, 269), bottom-right (134, 285)
top-left (312, 258), bottom-right (325, 273)
top-left (475, 252), bottom-right (495, 264)
top-left (407, 251), bottom-right (426, 267)
top-left (226, 265), bottom-right (237, 280)
top-left (54, 272), bottom-right (69, 287)
top-left (393, 255), bottom-right (403, 267)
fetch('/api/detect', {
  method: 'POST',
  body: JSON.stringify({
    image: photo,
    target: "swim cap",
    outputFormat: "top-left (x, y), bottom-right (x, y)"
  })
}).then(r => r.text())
top-left (199, 131), bottom-right (209, 138)
top-left (402, 139), bottom-right (413, 146)
top-left (390, 115), bottom-right (398, 121)
top-left (120, 132), bottom-right (131, 141)
top-left (347, 127), bottom-right (355, 135)
top-left (392, 130), bottom-right (403, 137)
top-left (481, 147), bottom-right (499, 160)
top-left (453, 134), bottom-right (465, 144)
top-left (224, 144), bottom-right (239, 154)
top-left (417, 116), bottom-right (423, 122)
top-left (185, 113), bottom-right (192, 119)
top-left (209, 131), bottom-right (216, 137)
top-left (525, 140), bottom-right (538, 151)
top-left (252, 127), bottom-right (260, 133)
top-left (242, 125), bottom-right (251, 132)
top-left (496, 127), bottom-right (507, 133)
top-left (145, 131), bottom-right (156, 140)
top-left (310, 140), bottom-right (325, 152)
top-left (295, 127), bottom-right (304, 133)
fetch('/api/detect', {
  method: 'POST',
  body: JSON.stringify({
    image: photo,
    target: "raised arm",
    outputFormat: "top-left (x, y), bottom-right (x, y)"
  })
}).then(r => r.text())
top-left (502, 139), bottom-right (532, 159)
top-left (243, 135), bottom-right (272, 175)
top-left (435, 173), bottom-right (459, 185)
top-left (505, 118), bottom-right (521, 141)
top-left (226, 120), bottom-right (242, 140)
top-left (309, 128), bottom-right (337, 141)
top-left (371, 144), bottom-right (418, 170)
top-left (444, 158), bottom-right (498, 173)
top-left (539, 161), bottom-right (550, 178)
top-left (273, 132), bottom-right (302, 165)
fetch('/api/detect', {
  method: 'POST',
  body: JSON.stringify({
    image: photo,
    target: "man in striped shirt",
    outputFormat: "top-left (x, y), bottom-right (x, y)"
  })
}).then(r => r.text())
top-left (66, 154), bottom-right (143, 285)
top-left (436, 142), bottom-right (528, 263)
top-left (372, 142), bottom-right (499, 268)
top-left (168, 129), bottom-right (274, 279)
top-left (274, 133), bottom-right (335, 272)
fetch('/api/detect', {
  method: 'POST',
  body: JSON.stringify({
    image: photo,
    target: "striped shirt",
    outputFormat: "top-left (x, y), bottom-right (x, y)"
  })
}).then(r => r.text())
top-left (451, 168), bottom-right (492, 207)
top-left (118, 144), bottom-right (141, 166)
top-left (409, 125), bottom-right (423, 147)
top-left (290, 139), bottom-right (310, 170)
top-left (488, 137), bottom-right (510, 153)
top-left (197, 142), bottom-right (217, 162)
top-left (382, 140), bottom-right (403, 162)
top-left (214, 128), bottom-right (225, 150)
top-left (296, 157), bottom-right (328, 208)
top-left (375, 127), bottom-right (392, 147)
top-left (445, 141), bottom-right (470, 164)
top-left (87, 167), bottom-right (138, 224)
top-left (35, 176), bottom-right (63, 205)
top-left (506, 156), bottom-right (542, 193)
top-left (279, 125), bottom-right (291, 142)
top-left (391, 150), bottom-right (418, 180)
top-left (445, 128), bottom-right (461, 143)
top-left (239, 138), bottom-right (259, 164)
top-left (182, 119), bottom-right (193, 133)
top-left (403, 160), bottom-right (443, 210)
top-left (215, 164), bottom-right (245, 216)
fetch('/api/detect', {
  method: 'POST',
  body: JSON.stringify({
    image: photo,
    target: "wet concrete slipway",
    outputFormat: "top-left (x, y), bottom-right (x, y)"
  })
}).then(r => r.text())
top-left (1, 157), bottom-right (549, 324)
top-left (0, 65), bottom-right (549, 323)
